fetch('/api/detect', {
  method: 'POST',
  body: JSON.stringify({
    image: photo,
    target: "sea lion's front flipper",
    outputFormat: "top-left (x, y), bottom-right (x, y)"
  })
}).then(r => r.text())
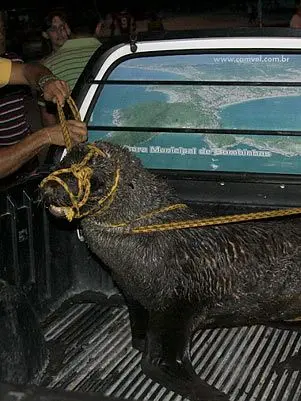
top-left (124, 294), bottom-right (149, 352)
top-left (141, 308), bottom-right (229, 401)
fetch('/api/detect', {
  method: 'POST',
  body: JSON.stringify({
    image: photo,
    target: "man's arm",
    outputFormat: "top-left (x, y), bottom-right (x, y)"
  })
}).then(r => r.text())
top-left (0, 130), bottom-right (51, 178)
top-left (0, 121), bottom-right (87, 179)
top-left (9, 61), bottom-right (51, 86)
top-left (7, 61), bottom-right (70, 106)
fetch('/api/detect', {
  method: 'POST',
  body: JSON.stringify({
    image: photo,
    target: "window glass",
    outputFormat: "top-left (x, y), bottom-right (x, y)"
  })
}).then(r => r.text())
top-left (87, 53), bottom-right (301, 174)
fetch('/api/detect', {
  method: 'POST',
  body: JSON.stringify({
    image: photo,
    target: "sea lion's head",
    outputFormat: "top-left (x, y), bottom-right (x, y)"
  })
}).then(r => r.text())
top-left (40, 141), bottom-right (129, 221)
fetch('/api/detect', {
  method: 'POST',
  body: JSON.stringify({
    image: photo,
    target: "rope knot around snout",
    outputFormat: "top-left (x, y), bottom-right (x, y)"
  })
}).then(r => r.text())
top-left (40, 144), bottom-right (112, 222)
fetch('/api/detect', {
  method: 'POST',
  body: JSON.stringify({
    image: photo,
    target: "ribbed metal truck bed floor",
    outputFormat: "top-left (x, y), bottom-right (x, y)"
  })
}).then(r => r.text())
top-left (41, 302), bottom-right (301, 401)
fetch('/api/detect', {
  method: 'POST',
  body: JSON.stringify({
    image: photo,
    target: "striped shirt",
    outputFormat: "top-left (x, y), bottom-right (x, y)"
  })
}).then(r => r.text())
top-left (0, 53), bottom-right (31, 146)
top-left (42, 37), bottom-right (101, 95)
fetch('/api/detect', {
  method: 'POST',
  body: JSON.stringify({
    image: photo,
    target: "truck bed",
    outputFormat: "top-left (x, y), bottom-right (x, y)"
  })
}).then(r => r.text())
top-left (2, 179), bottom-right (301, 401)
top-left (40, 299), bottom-right (301, 401)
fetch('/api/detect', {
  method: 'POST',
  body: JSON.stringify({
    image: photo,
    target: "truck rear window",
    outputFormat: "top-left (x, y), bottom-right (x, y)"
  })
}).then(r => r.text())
top-left (87, 52), bottom-right (301, 174)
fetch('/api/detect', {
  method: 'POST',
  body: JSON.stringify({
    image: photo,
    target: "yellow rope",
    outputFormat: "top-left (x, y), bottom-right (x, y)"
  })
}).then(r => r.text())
top-left (40, 143), bottom-right (119, 222)
top-left (57, 97), bottom-right (81, 151)
top-left (108, 203), bottom-right (188, 228)
top-left (41, 147), bottom-right (301, 228)
top-left (41, 96), bottom-right (301, 230)
top-left (125, 207), bottom-right (301, 234)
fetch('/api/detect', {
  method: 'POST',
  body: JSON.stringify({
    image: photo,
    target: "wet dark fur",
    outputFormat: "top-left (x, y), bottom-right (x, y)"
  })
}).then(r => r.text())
top-left (41, 141), bottom-right (301, 401)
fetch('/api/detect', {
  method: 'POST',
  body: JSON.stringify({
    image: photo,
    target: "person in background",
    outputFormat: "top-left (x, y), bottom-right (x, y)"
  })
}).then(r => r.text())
top-left (39, 13), bottom-right (103, 127)
top-left (110, 8), bottom-right (136, 38)
top-left (41, 10), bottom-right (71, 57)
top-left (0, 57), bottom-right (87, 180)
top-left (290, 5), bottom-right (301, 28)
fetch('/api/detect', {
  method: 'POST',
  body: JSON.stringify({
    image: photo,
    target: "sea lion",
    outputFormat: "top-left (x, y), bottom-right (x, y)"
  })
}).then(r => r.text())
top-left (40, 141), bottom-right (301, 400)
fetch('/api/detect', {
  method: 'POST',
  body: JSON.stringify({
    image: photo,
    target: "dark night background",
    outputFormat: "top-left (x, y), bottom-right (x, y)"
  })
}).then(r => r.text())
top-left (1, 0), bottom-right (296, 61)
top-left (4, 0), bottom-right (227, 14)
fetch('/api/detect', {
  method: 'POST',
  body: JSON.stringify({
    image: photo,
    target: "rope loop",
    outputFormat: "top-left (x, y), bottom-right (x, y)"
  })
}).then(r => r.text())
top-left (57, 97), bottom-right (81, 151)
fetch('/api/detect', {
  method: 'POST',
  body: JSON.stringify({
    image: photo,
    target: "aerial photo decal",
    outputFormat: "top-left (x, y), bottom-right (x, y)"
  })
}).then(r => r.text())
top-left (88, 53), bottom-right (301, 174)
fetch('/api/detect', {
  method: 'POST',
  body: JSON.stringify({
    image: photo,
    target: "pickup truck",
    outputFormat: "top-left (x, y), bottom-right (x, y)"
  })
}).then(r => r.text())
top-left (1, 28), bottom-right (301, 401)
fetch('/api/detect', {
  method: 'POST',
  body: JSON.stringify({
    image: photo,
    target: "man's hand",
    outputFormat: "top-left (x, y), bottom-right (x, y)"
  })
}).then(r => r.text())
top-left (44, 120), bottom-right (88, 146)
top-left (42, 79), bottom-right (70, 106)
